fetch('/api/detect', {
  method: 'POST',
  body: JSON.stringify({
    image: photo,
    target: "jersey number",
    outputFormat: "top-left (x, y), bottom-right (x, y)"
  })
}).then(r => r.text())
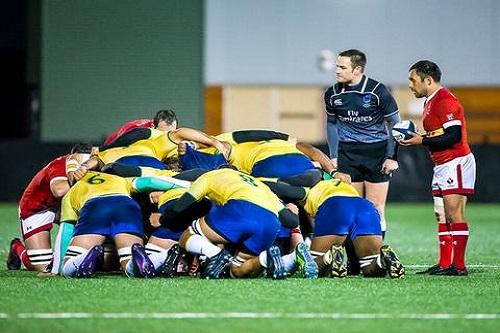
top-left (87, 175), bottom-right (106, 185)
top-left (239, 174), bottom-right (258, 187)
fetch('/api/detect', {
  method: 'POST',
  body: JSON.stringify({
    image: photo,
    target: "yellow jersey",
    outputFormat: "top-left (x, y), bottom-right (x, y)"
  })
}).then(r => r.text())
top-left (60, 171), bottom-right (135, 222)
top-left (229, 139), bottom-right (305, 173)
top-left (303, 179), bottom-right (359, 217)
top-left (139, 167), bottom-right (178, 178)
top-left (158, 187), bottom-right (188, 207)
top-left (188, 168), bottom-right (284, 215)
top-left (98, 129), bottom-right (178, 164)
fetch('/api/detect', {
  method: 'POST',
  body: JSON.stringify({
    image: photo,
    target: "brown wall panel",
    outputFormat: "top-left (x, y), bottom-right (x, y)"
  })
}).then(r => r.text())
top-left (204, 86), bottom-right (223, 135)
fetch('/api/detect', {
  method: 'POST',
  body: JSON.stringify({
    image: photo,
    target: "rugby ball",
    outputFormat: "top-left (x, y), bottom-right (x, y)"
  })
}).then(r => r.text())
top-left (392, 120), bottom-right (417, 141)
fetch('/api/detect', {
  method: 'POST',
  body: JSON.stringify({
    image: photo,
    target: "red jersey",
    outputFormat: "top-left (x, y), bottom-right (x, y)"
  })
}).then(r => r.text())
top-left (103, 119), bottom-right (153, 145)
top-left (19, 155), bottom-right (69, 219)
top-left (422, 88), bottom-right (471, 165)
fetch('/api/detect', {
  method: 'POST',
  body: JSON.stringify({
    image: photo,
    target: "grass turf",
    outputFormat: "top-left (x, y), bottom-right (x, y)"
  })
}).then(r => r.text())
top-left (0, 202), bottom-right (499, 333)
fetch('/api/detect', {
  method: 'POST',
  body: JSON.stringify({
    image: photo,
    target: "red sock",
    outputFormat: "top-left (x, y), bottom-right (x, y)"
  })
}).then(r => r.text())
top-left (450, 222), bottom-right (469, 270)
top-left (438, 223), bottom-right (453, 268)
top-left (12, 241), bottom-right (34, 270)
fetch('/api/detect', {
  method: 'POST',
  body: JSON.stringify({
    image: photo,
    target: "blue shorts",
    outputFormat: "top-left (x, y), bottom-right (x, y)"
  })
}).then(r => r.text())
top-left (75, 195), bottom-right (144, 238)
top-left (116, 155), bottom-right (166, 169)
top-left (314, 196), bottom-right (381, 240)
top-left (252, 153), bottom-right (316, 178)
top-left (180, 144), bottom-right (226, 170)
top-left (205, 200), bottom-right (280, 256)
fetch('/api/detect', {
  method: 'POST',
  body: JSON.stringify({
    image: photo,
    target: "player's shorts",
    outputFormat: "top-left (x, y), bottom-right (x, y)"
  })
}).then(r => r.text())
top-left (19, 209), bottom-right (55, 240)
top-left (314, 196), bottom-right (382, 240)
top-left (338, 140), bottom-right (390, 183)
top-left (432, 153), bottom-right (476, 197)
top-left (116, 155), bottom-right (166, 170)
top-left (151, 226), bottom-right (182, 241)
top-left (180, 144), bottom-right (226, 170)
top-left (74, 195), bottom-right (144, 238)
top-left (251, 153), bottom-right (316, 178)
top-left (205, 199), bottom-right (280, 256)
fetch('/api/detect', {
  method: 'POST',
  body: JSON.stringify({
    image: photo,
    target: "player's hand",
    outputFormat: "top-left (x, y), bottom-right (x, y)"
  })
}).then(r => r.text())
top-left (149, 213), bottom-right (161, 227)
top-left (216, 141), bottom-right (231, 160)
top-left (330, 158), bottom-right (338, 169)
top-left (149, 191), bottom-right (163, 204)
top-left (333, 171), bottom-right (351, 184)
top-left (399, 132), bottom-right (423, 146)
top-left (72, 165), bottom-right (88, 182)
top-left (381, 158), bottom-right (399, 175)
top-left (286, 203), bottom-right (299, 215)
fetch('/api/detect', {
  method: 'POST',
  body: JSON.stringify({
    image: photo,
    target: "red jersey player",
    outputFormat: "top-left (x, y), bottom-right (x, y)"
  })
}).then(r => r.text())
top-left (102, 109), bottom-right (178, 145)
top-left (401, 60), bottom-right (476, 276)
top-left (7, 144), bottom-right (93, 272)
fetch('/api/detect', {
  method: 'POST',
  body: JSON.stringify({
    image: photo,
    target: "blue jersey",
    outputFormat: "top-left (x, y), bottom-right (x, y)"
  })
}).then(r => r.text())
top-left (324, 75), bottom-right (399, 144)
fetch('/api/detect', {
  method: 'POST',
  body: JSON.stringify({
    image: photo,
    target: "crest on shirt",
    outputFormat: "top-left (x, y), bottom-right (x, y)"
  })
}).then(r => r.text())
top-left (334, 98), bottom-right (343, 106)
top-left (362, 94), bottom-right (372, 108)
top-left (446, 113), bottom-right (454, 121)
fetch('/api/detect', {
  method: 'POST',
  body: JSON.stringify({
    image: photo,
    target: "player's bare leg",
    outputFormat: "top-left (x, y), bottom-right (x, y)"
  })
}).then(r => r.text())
top-left (353, 235), bottom-right (386, 277)
top-left (364, 181), bottom-right (390, 233)
top-left (17, 231), bottom-right (53, 272)
top-left (230, 252), bottom-right (262, 278)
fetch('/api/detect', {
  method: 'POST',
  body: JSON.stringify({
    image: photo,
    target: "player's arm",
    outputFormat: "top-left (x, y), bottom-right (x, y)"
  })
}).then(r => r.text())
top-left (70, 155), bottom-right (104, 184)
top-left (49, 178), bottom-right (70, 198)
top-left (131, 176), bottom-right (191, 192)
top-left (159, 192), bottom-right (199, 225)
top-left (231, 130), bottom-right (289, 143)
top-left (278, 207), bottom-right (300, 228)
top-left (99, 128), bottom-right (152, 151)
top-left (168, 128), bottom-right (230, 159)
top-left (422, 125), bottom-right (461, 148)
top-left (262, 180), bottom-right (307, 203)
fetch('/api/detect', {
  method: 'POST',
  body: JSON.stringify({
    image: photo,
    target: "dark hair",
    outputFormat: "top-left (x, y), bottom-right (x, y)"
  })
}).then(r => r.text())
top-left (339, 49), bottom-right (366, 70)
top-left (153, 109), bottom-right (178, 128)
top-left (70, 143), bottom-right (93, 154)
top-left (409, 60), bottom-right (441, 83)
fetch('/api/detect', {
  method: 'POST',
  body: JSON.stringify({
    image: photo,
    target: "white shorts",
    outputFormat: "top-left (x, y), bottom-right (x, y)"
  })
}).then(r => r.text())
top-left (432, 153), bottom-right (476, 197)
top-left (19, 209), bottom-right (55, 240)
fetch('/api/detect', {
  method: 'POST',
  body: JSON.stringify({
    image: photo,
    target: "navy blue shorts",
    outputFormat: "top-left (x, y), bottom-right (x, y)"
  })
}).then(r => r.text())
top-left (252, 153), bottom-right (316, 178)
top-left (180, 144), bottom-right (226, 170)
top-left (314, 196), bottom-right (381, 240)
top-left (75, 195), bottom-right (144, 238)
top-left (205, 200), bottom-right (280, 256)
top-left (116, 155), bottom-right (166, 169)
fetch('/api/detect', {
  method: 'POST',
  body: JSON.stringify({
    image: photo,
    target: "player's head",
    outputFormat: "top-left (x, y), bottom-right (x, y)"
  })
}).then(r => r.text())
top-left (408, 60), bottom-right (442, 98)
top-left (336, 49), bottom-right (366, 84)
top-left (153, 109), bottom-right (178, 131)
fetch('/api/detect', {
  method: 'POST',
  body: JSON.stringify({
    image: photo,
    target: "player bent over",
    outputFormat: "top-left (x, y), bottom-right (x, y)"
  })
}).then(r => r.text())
top-left (57, 171), bottom-right (155, 278)
top-left (160, 168), bottom-right (300, 279)
top-left (265, 179), bottom-right (405, 278)
top-left (7, 143), bottom-right (92, 272)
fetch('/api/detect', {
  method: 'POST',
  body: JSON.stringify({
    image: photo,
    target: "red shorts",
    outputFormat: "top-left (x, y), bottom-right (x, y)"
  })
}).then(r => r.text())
top-left (432, 153), bottom-right (476, 197)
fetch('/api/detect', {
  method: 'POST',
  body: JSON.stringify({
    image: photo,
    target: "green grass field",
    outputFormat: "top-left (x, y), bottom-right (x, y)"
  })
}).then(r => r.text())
top-left (0, 202), bottom-right (499, 333)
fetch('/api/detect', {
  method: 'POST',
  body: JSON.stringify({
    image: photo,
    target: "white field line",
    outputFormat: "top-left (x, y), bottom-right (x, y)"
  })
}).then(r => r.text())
top-left (406, 264), bottom-right (500, 269)
top-left (0, 312), bottom-right (498, 320)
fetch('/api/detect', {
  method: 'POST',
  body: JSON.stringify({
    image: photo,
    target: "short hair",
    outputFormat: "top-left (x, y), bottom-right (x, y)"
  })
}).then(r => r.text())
top-left (153, 109), bottom-right (178, 128)
top-left (409, 60), bottom-right (442, 83)
top-left (339, 49), bottom-right (367, 70)
top-left (70, 143), bottom-right (93, 154)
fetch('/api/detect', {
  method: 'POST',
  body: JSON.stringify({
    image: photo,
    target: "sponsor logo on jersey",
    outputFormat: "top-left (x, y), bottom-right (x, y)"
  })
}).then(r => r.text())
top-left (334, 98), bottom-right (342, 106)
top-left (362, 94), bottom-right (372, 108)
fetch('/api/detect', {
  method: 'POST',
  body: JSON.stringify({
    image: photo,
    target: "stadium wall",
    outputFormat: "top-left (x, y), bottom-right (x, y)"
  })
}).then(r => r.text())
top-left (1, 141), bottom-right (497, 203)
top-left (40, 0), bottom-right (204, 142)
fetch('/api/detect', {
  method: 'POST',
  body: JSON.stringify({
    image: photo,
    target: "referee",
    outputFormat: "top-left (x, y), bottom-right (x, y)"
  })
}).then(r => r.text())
top-left (324, 49), bottom-right (400, 239)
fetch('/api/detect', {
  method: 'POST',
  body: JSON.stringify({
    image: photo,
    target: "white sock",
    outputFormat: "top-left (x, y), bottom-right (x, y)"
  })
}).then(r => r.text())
top-left (282, 252), bottom-right (296, 272)
top-left (185, 234), bottom-right (221, 258)
top-left (61, 246), bottom-right (88, 278)
top-left (258, 251), bottom-right (267, 268)
top-left (380, 218), bottom-right (387, 233)
top-left (323, 250), bottom-right (332, 265)
top-left (145, 243), bottom-right (168, 271)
